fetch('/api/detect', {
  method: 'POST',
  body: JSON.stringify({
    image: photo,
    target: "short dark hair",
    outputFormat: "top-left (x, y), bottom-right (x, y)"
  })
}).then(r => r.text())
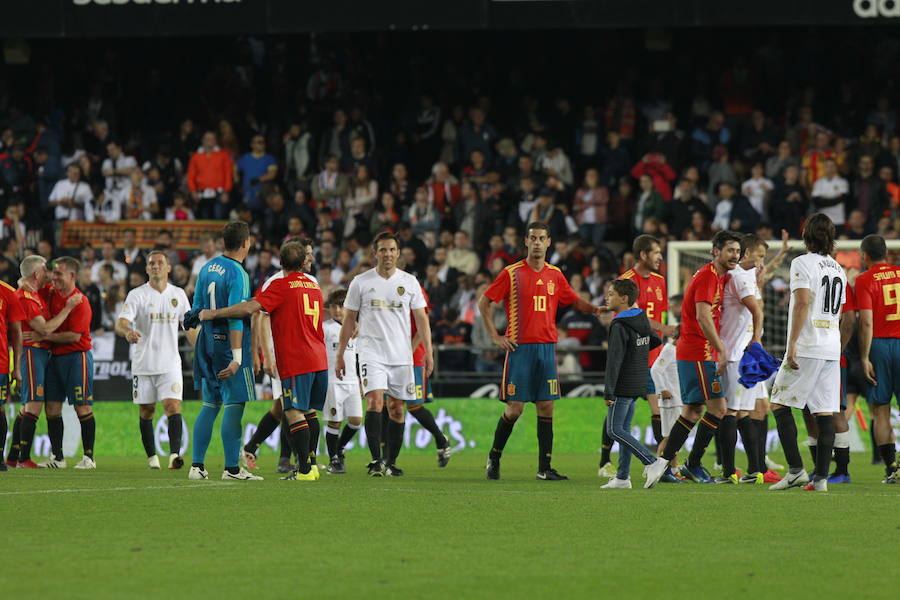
top-left (222, 221), bottom-right (250, 252)
top-left (279, 241), bottom-right (306, 271)
top-left (54, 256), bottom-right (80, 274)
top-left (740, 234), bottom-right (769, 258)
top-left (633, 234), bottom-right (660, 259)
top-left (373, 231), bottom-right (400, 250)
top-left (147, 250), bottom-right (169, 262)
top-left (861, 234), bottom-right (887, 261)
top-left (326, 288), bottom-right (348, 307)
top-left (611, 278), bottom-right (639, 306)
top-left (712, 230), bottom-right (742, 250)
top-left (803, 213), bottom-right (836, 256)
top-left (525, 221), bottom-right (551, 237)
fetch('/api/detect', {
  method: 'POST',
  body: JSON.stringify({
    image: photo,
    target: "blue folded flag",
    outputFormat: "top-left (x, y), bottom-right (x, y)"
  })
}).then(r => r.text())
top-left (738, 342), bottom-right (780, 389)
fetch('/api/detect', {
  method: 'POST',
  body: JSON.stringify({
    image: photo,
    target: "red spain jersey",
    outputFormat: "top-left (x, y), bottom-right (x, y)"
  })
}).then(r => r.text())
top-left (0, 281), bottom-right (25, 374)
top-left (48, 287), bottom-right (92, 355)
top-left (484, 260), bottom-right (579, 344)
top-left (677, 263), bottom-right (727, 361)
top-left (620, 268), bottom-right (668, 365)
top-left (255, 271), bottom-right (327, 378)
top-left (412, 287), bottom-right (430, 367)
top-left (854, 262), bottom-right (900, 339)
top-left (16, 287), bottom-right (50, 350)
top-left (840, 282), bottom-right (856, 367)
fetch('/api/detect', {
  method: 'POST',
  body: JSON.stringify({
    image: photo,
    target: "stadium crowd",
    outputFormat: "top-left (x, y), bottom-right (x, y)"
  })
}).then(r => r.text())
top-left (2, 31), bottom-right (900, 372)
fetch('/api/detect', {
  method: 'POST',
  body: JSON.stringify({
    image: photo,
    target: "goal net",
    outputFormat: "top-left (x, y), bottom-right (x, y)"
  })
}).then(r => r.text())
top-left (666, 238), bottom-right (900, 357)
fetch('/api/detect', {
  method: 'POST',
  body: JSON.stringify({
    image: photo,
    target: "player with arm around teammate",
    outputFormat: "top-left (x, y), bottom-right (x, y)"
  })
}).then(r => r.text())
top-left (769, 213), bottom-right (847, 492)
top-left (115, 250), bottom-right (198, 470)
top-left (200, 241), bottom-right (328, 481)
top-left (0, 276), bottom-right (24, 472)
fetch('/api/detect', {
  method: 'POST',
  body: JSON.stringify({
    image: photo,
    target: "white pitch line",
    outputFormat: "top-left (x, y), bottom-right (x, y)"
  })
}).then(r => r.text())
top-left (0, 482), bottom-right (238, 496)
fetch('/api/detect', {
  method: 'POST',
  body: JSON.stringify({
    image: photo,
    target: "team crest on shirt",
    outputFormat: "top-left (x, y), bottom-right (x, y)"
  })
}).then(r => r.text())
top-left (711, 381), bottom-right (721, 394)
top-left (656, 287), bottom-right (663, 300)
top-left (397, 286), bottom-right (405, 296)
top-left (547, 282), bottom-right (555, 295)
top-left (171, 298), bottom-right (179, 307)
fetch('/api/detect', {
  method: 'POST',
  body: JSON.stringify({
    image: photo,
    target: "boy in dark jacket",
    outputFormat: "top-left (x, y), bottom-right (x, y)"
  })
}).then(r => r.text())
top-left (602, 279), bottom-right (669, 489)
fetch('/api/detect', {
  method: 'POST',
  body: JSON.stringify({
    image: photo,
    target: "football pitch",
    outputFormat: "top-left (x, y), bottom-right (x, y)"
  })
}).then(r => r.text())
top-left (2, 452), bottom-right (896, 599)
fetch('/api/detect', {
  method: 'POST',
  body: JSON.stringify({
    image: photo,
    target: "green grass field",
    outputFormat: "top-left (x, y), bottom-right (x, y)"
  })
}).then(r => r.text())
top-left (1, 451), bottom-right (897, 599)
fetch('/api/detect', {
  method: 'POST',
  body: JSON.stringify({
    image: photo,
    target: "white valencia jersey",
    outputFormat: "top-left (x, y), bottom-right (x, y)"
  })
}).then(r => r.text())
top-left (119, 283), bottom-right (190, 375)
top-left (720, 264), bottom-right (760, 361)
top-left (787, 253), bottom-right (846, 360)
top-left (345, 268), bottom-right (426, 366)
top-left (323, 318), bottom-right (358, 384)
top-left (259, 270), bottom-right (318, 359)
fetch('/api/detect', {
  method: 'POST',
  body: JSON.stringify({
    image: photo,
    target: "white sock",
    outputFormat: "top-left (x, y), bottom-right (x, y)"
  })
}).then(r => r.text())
top-left (834, 431), bottom-right (849, 449)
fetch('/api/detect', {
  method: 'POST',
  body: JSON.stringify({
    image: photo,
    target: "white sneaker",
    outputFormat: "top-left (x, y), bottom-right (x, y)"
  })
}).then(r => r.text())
top-left (601, 477), bottom-right (632, 489)
top-left (148, 455), bottom-right (161, 470)
top-left (765, 455), bottom-right (784, 471)
top-left (188, 466), bottom-right (209, 480)
top-left (803, 478), bottom-right (828, 492)
top-left (598, 462), bottom-right (617, 478)
top-left (769, 469), bottom-right (809, 490)
top-left (713, 462), bottom-right (723, 473)
top-left (168, 454), bottom-right (184, 470)
top-left (222, 467), bottom-right (263, 481)
top-left (73, 456), bottom-right (96, 470)
top-left (38, 457), bottom-right (67, 469)
top-left (643, 457), bottom-right (669, 489)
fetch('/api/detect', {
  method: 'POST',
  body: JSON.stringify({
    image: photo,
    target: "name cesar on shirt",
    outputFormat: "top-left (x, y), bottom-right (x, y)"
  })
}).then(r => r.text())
top-left (207, 263), bottom-right (227, 276)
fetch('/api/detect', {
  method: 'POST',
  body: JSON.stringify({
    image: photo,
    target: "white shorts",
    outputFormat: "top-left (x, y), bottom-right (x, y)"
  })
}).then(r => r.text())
top-left (660, 405), bottom-right (681, 437)
top-left (770, 357), bottom-right (840, 414)
top-left (724, 362), bottom-right (767, 411)
top-left (323, 382), bottom-right (363, 422)
top-left (132, 371), bottom-right (183, 405)
top-left (359, 360), bottom-right (416, 401)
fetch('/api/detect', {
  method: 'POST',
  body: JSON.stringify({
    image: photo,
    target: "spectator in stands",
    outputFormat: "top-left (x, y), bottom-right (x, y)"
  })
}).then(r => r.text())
top-left (189, 234), bottom-right (220, 290)
top-left (560, 290), bottom-right (604, 370)
top-left (851, 154), bottom-right (888, 234)
top-left (456, 107), bottom-right (497, 164)
top-left (667, 177), bottom-right (712, 240)
top-left (630, 149), bottom-right (676, 201)
top-left (32, 145), bottom-right (62, 220)
top-left (765, 140), bottom-right (798, 181)
top-left (634, 174), bottom-right (665, 236)
top-left (262, 191), bottom-right (291, 242)
top-left (407, 186), bottom-right (440, 238)
top-left (250, 247), bottom-right (279, 292)
top-left (185, 131), bottom-right (233, 219)
top-left (454, 181), bottom-right (490, 244)
top-left (720, 181), bottom-right (761, 233)
top-left (344, 164), bottom-right (377, 237)
top-left (91, 239), bottom-right (127, 283)
top-left (811, 157), bottom-right (850, 226)
top-left (447, 230), bottom-right (479, 276)
top-left (49, 163), bottom-right (93, 221)
top-left (741, 161), bottom-right (774, 220)
top-left (102, 140), bottom-right (136, 196)
top-left (217, 120), bottom-right (239, 160)
top-left (599, 130), bottom-right (631, 187)
top-left (707, 145), bottom-right (738, 202)
top-left (172, 263), bottom-right (191, 290)
top-left (318, 109), bottom-right (351, 168)
top-left (369, 192), bottom-right (400, 235)
top-left (529, 188), bottom-right (568, 240)
top-left (141, 146), bottom-right (182, 211)
top-left (426, 162), bottom-right (461, 223)
top-left (879, 165), bottom-right (900, 209)
top-left (312, 154), bottom-right (349, 215)
top-left (388, 162), bottom-right (414, 209)
top-left (741, 110), bottom-right (778, 164)
top-left (0, 144), bottom-right (32, 199)
top-left (122, 169), bottom-right (158, 220)
top-left (801, 131), bottom-right (835, 189)
top-left (117, 227), bottom-right (145, 271)
top-left (165, 191), bottom-right (195, 221)
top-left (37, 239), bottom-right (54, 263)
top-left (235, 134), bottom-right (278, 217)
top-left (153, 229), bottom-right (183, 266)
top-left (341, 136), bottom-right (376, 176)
top-left (283, 122), bottom-right (313, 193)
top-left (844, 209), bottom-right (867, 240)
top-left (770, 165), bottom-right (808, 236)
top-left (691, 111), bottom-right (731, 163)
top-left (537, 140), bottom-right (574, 186)
top-left (879, 135), bottom-right (900, 180)
top-left (605, 83), bottom-right (636, 140)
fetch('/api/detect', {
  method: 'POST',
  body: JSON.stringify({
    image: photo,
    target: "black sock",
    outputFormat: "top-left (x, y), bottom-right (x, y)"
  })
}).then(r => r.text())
top-left (833, 446), bottom-right (850, 476)
top-left (279, 417), bottom-right (292, 461)
top-left (537, 416), bottom-right (553, 471)
top-left (774, 407), bottom-right (803, 472)
top-left (139, 418), bottom-right (155, 457)
top-left (737, 416), bottom-right (759, 474)
top-left (305, 412), bottom-right (320, 464)
top-left (489, 414), bottom-right (517, 461)
top-left (246, 411), bottom-right (279, 455)
top-left (387, 419), bottom-right (405, 465)
top-left (287, 420), bottom-right (311, 474)
top-left (325, 426), bottom-right (340, 459)
top-left (48, 416), bottom-right (64, 460)
top-left (651, 414), bottom-right (662, 445)
top-left (879, 444), bottom-right (897, 469)
top-left (380, 406), bottom-right (389, 457)
top-left (687, 413), bottom-right (720, 468)
top-left (600, 417), bottom-right (613, 465)
top-left (79, 412), bottom-right (96, 458)
top-left (6, 413), bottom-right (20, 462)
top-left (168, 414), bottom-right (183, 456)
top-left (714, 429), bottom-right (724, 465)
top-left (808, 439), bottom-right (818, 465)
top-left (662, 416), bottom-right (696, 461)
top-left (753, 418), bottom-right (768, 471)
top-left (338, 423), bottom-right (360, 453)
top-left (869, 419), bottom-right (879, 461)
top-left (19, 412), bottom-right (38, 462)
top-left (719, 415), bottom-right (737, 476)
top-left (409, 404), bottom-right (448, 448)
top-left (0, 413), bottom-right (7, 462)
top-left (814, 415), bottom-right (835, 480)
top-left (365, 411), bottom-right (382, 462)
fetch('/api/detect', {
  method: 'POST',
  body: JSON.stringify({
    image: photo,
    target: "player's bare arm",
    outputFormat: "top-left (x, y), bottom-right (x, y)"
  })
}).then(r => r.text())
top-left (478, 293), bottom-right (516, 352)
top-left (27, 293), bottom-right (81, 337)
top-left (335, 308), bottom-right (358, 380)
top-left (762, 229), bottom-right (790, 280)
top-left (412, 307), bottom-right (434, 376)
top-left (250, 311), bottom-right (262, 375)
top-left (199, 299), bottom-right (262, 321)
top-left (115, 317), bottom-right (141, 343)
top-left (219, 329), bottom-right (243, 380)
top-left (740, 294), bottom-right (764, 346)
top-left (184, 326), bottom-right (199, 347)
top-left (9, 320), bottom-right (22, 388)
top-left (786, 287), bottom-right (811, 370)
top-left (857, 308), bottom-right (876, 385)
top-left (696, 300), bottom-right (727, 374)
